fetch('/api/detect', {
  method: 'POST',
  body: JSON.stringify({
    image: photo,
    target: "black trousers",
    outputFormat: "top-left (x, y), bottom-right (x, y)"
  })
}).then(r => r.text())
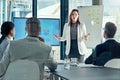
top-left (68, 39), bottom-right (84, 62)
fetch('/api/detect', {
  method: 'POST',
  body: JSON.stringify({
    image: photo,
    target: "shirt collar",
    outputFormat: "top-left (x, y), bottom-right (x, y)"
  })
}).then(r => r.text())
top-left (6, 37), bottom-right (12, 41)
top-left (26, 36), bottom-right (39, 41)
top-left (105, 38), bottom-right (115, 41)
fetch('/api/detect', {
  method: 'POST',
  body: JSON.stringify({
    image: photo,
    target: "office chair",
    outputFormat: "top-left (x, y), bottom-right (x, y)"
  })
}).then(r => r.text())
top-left (104, 59), bottom-right (120, 69)
top-left (3, 60), bottom-right (40, 80)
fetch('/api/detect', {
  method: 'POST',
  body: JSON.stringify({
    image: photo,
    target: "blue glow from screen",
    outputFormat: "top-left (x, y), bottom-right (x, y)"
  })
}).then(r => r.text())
top-left (13, 18), bottom-right (60, 46)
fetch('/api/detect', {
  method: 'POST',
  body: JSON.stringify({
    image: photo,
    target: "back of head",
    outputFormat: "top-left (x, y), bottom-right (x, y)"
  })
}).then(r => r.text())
top-left (26, 17), bottom-right (40, 36)
top-left (0, 21), bottom-right (14, 44)
top-left (1, 21), bottom-right (14, 36)
top-left (105, 22), bottom-right (117, 38)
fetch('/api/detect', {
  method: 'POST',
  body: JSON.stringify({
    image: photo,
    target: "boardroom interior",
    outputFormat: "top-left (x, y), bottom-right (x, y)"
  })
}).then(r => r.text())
top-left (0, 0), bottom-right (120, 80)
top-left (0, 0), bottom-right (120, 60)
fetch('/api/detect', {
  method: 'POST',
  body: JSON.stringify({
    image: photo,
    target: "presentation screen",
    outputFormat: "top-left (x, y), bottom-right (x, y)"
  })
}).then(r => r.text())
top-left (13, 18), bottom-right (60, 46)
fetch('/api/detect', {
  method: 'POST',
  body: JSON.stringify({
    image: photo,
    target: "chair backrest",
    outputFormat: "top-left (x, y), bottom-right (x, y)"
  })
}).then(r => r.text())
top-left (104, 59), bottom-right (120, 69)
top-left (3, 60), bottom-right (40, 80)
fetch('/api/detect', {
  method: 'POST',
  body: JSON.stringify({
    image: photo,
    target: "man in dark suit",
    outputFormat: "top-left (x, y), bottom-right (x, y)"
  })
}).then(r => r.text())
top-left (85, 22), bottom-right (120, 66)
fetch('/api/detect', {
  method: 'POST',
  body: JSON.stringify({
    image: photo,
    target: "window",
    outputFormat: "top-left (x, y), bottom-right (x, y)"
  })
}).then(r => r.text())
top-left (37, 0), bottom-right (60, 60)
top-left (11, 0), bottom-right (32, 17)
top-left (37, 0), bottom-right (60, 18)
top-left (103, 0), bottom-right (120, 42)
top-left (69, 0), bottom-right (92, 11)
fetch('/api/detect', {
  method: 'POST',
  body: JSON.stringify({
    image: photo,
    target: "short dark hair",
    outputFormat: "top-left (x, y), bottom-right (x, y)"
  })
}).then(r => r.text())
top-left (105, 22), bottom-right (117, 38)
top-left (26, 17), bottom-right (40, 34)
top-left (1, 21), bottom-right (14, 36)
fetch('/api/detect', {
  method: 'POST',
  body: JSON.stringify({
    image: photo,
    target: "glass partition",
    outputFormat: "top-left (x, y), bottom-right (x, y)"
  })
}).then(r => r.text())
top-left (11, 0), bottom-right (32, 18)
top-left (37, 0), bottom-right (60, 18)
top-left (69, 0), bottom-right (92, 12)
top-left (103, 0), bottom-right (120, 42)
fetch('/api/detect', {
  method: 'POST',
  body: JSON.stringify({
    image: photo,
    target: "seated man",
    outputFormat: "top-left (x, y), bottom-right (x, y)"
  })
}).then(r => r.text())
top-left (0, 17), bottom-right (57, 79)
top-left (85, 22), bottom-right (120, 66)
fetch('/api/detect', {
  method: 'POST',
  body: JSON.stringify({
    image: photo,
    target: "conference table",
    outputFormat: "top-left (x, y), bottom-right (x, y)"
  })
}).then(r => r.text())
top-left (50, 63), bottom-right (120, 80)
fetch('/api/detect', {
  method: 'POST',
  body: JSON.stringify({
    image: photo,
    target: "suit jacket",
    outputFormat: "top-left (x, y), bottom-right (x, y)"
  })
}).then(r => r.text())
top-left (85, 39), bottom-right (120, 66)
top-left (0, 37), bottom-right (57, 79)
top-left (61, 22), bottom-right (87, 55)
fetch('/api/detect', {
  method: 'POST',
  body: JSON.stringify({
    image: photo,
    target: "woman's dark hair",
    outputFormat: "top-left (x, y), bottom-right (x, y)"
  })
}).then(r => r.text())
top-left (68, 9), bottom-right (80, 26)
top-left (0, 21), bottom-right (14, 44)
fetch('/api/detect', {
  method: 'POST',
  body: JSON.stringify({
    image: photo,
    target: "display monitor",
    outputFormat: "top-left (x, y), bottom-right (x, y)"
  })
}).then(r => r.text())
top-left (13, 18), bottom-right (60, 46)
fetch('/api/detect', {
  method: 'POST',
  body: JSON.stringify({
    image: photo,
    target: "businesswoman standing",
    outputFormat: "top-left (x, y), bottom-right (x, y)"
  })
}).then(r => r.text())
top-left (0, 21), bottom-right (15, 60)
top-left (54, 9), bottom-right (89, 62)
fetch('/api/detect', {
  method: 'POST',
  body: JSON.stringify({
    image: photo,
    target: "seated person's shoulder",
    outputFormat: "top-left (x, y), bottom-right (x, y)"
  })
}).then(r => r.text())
top-left (40, 41), bottom-right (51, 48)
top-left (93, 51), bottom-right (112, 66)
top-left (38, 36), bottom-right (44, 42)
top-left (10, 38), bottom-right (25, 44)
top-left (95, 42), bottom-right (105, 49)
